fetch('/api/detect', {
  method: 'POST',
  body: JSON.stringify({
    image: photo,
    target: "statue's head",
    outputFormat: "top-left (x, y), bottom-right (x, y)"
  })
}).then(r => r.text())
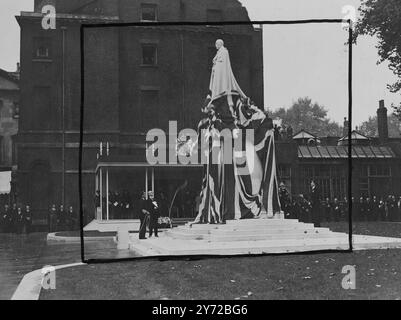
top-left (215, 39), bottom-right (224, 50)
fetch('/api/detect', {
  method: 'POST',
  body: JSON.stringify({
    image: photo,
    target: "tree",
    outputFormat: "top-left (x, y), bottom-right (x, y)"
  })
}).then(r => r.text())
top-left (358, 113), bottom-right (401, 137)
top-left (271, 97), bottom-right (343, 137)
top-left (355, 0), bottom-right (401, 114)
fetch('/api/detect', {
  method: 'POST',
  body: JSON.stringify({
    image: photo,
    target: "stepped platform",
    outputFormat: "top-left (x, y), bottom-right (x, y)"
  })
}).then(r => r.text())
top-left (129, 218), bottom-right (401, 256)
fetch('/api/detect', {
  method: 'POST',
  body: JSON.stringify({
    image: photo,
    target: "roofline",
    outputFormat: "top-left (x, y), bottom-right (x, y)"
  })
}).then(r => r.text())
top-left (0, 68), bottom-right (19, 85)
top-left (95, 162), bottom-right (203, 173)
top-left (292, 129), bottom-right (317, 139)
top-left (16, 12), bottom-right (120, 25)
top-left (339, 130), bottom-right (370, 141)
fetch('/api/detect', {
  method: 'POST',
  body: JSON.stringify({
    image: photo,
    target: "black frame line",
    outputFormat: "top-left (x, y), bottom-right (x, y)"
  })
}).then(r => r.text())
top-left (79, 19), bottom-right (353, 264)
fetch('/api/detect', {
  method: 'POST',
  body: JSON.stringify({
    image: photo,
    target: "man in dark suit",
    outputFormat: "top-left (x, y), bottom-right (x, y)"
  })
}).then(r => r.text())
top-left (310, 180), bottom-right (321, 227)
top-left (138, 192), bottom-right (149, 240)
top-left (148, 191), bottom-right (159, 238)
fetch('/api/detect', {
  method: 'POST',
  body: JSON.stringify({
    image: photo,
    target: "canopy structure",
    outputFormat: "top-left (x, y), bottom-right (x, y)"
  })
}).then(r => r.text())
top-left (0, 171), bottom-right (11, 194)
top-left (95, 156), bottom-right (202, 221)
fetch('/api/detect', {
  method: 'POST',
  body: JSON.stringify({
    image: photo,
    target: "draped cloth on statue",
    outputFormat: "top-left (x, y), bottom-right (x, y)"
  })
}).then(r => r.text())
top-left (192, 96), bottom-right (281, 224)
top-left (209, 46), bottom-right (247, 103)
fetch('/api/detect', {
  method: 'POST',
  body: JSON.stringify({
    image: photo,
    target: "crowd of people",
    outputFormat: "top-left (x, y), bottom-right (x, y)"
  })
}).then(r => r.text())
top-left (274, 124), bottom-right (294, 141)
top-left (2, 185), bottom-right (401, 235)
top-left (0, 203), bottom-right (78, 234)
top-left (47, 204), bottom-right (78, 232)
top-left (279, 183), bottom-right (401, 223)
top-left (0, 204), bottom-right (32, 234)
top-left (94, 189), bottom-right (198, 220)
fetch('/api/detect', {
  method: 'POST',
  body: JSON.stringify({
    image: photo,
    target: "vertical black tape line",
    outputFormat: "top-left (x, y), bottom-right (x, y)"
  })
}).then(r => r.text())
top-left (348, 21), bottom-right (354, 252)
top-left (78, 19), bottom-right (354, 263)
top-left (79, 25), bottom-right (86, 263)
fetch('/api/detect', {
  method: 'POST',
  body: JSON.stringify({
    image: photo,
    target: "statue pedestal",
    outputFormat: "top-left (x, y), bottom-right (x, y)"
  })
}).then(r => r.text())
top-left (129, 217), bottom-right (401, 256)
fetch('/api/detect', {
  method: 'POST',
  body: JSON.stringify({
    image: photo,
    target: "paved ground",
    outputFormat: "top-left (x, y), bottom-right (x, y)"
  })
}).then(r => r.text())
top-left (0, 233), bottom-right (135, 300)
top-left (40, 249), bottom-right (401, 300)
top-left (1, 222), bottom-right (401, 300)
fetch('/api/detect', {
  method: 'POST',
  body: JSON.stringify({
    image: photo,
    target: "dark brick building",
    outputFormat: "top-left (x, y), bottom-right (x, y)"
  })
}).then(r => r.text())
top-left (16, 0), bottom-right (264, 226)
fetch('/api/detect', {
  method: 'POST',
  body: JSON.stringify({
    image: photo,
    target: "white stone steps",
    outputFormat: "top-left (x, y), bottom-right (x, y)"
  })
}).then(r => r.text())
top-left (165, 229), bottom-right (341, 242)
top-left (215, 224), bottom-right (316, 231)
top-left (164, 231), bottom-right (208, 240)
top-left (133, 236), bottom-right (353, 256)
top-left (209, 232), bottom-right (345, 242)
top-left (209, 227), bottom-right (328, 236)
top-left (225, 219), bottom-right (299, 225)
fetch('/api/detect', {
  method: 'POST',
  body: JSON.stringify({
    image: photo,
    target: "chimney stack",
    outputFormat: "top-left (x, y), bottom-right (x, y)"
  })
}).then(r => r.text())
top-left (343, 117), bottom-right (349, 137)
top-left (377, 100), bottom-right (388, 143)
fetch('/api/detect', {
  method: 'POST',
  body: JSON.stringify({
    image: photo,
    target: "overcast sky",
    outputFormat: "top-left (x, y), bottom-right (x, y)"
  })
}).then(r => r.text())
top-left (0, 0), bottom-right (399, 125)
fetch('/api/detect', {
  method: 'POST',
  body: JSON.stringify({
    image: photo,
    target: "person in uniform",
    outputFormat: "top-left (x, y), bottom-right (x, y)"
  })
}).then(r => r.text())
top-left (365, 197), bottom-right (373, 221)
top-left (298, 195), bottom-right (308, 222)
top-left (323, 197), bottom-right (332, 222)
top-left (2, 205), bottom-right (8, 233)
top-left (148, 191), bottom-right (159, 238)
top-left (67, 206), bottom-right (76, 231)
top-left (310, 180), bottom-right (321, 227)
top-left (389, 195), bottom-right (397, 221)
top-left (49, 204), bottom-right (57, 232)
top-left (278, 182), bottom-right (291, 217)
top-left (138, 192), bottom-right (149, 240)
top-left (340, 197), bottom-right (348, 222)
top-left (0, 206), bottom-right (4, 233)
top-left (10, 203), bottom-right (18, 233)
top-left (371, 196), bottom-right (379, 221)
top-left (397, 196), bottom-right (401, 222)
top-left (288, 198), bottom-right (298, 220)
top-left (358, 197), bottom-right (366, 222)
top-left (332, 198), bottom-right (341, 222)
top-left (121, 190), bottom-right (131, 220)
top-left (25, 205), bottom-right (32, 234)
top-left (16, 207), bottom-right (24, 234)
top-left (58, 204), bottom-right (67, 231)
top-left (378, 197), bottom-right (386, 221)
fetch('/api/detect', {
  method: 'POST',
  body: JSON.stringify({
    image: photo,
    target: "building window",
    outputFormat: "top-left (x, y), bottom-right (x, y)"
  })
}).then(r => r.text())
top-left (140, 90), bottom-right (159, 128)
top-left (207, 9), bottom-right (223, 22)
top-left (33, 37), bottom-right (52, 60)
top-left (366, 164), bottom-right (392, 197)
top-left (12, 101), bottom-right (19, 119)
top-left (141, 4), bottom-right (158, 21)
top-left (142, 44), bottom-right (158, 66)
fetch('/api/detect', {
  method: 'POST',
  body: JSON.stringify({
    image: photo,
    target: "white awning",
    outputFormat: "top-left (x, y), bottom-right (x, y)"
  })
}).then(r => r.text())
top-left (0, 171), bottom-right (11, 194)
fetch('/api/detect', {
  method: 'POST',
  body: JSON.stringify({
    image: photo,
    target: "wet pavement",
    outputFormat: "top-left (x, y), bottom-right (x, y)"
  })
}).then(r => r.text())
top-left (0, 233), bottom-right (136, 300)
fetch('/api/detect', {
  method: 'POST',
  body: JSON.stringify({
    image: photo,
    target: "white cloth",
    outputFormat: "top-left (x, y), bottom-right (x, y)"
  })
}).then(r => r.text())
top-left (209, 46), bottom-right (246, 102)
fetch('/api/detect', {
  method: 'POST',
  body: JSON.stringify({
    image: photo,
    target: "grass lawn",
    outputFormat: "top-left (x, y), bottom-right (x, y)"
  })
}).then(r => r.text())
top-left (40, 222), bottom-right (401, 300)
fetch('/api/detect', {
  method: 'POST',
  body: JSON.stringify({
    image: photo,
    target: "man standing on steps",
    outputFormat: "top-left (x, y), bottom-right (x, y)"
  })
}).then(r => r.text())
top-left (139, 192), bottom-right (149, 240)
top-left (148, 191), bottom-right (159, 238)
top-left (310, 180), bottom-right (321, 228)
